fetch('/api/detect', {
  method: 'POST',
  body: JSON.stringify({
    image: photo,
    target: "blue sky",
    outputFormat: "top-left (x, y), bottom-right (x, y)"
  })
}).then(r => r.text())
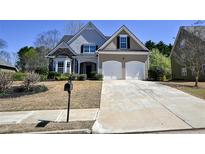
top-left (0, 20), bottom-right (199, 53)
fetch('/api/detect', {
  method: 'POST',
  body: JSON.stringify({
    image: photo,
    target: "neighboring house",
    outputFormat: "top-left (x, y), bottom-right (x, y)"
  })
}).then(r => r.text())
top-left (0, 58), bottom-right (17, 72)
top-left (170, 26), bottom-right (205, 81)
top-left (47, 22), bottom-right (149, 80)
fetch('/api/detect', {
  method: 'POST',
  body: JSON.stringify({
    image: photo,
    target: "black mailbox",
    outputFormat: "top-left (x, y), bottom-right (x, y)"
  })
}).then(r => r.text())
top-left (64, 82), bottom-right (73, 92)
top-left (64, 75), bottom-right (73, 122)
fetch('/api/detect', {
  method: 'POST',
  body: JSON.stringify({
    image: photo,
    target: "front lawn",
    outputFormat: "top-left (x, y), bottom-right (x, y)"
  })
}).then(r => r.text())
top-left (0, 81), bottom-right (102, 112)
top-left (161, 81), bottom-right (205, 100)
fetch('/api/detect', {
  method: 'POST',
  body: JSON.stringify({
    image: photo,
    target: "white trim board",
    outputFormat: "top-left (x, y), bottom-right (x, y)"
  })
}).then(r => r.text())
top-left (98, 51), bottom-right (149, 55)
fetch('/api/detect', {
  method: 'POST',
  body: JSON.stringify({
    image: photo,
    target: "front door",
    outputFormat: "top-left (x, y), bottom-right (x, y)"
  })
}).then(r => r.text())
top-left (86, 65), bottom-right (92, 78)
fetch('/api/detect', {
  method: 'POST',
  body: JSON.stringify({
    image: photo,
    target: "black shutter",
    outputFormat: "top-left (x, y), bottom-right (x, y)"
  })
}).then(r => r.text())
top-left (117, 36), bottom-right (120, 49)
top-left (81, 45), bottom-right (84, 53)
top-left (96, 45), bottom-right (98, 50)
top-left (127, 37), bottom-right (130, 49)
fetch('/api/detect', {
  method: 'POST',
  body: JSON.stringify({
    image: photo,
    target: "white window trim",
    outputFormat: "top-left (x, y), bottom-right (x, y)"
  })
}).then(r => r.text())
top-left (67, 62), bottom-right (71, 74)
top-left (57, 61), bottom-right (64, 73)
top-left (119, 35), bottom-right (127, 49)
top-left (54, 57), bottom-right (71, 74)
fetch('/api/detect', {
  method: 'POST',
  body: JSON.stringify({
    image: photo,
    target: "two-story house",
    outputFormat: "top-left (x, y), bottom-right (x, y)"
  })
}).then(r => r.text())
top-left (47, 22), bottom-right (149, 80)
top-left (170, 26), bottom-right (205, 81)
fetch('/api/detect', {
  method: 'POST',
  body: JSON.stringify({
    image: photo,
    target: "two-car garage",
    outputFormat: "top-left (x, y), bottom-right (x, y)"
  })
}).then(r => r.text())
top-left (98, 52), bottom-right (148, 80)
top-left (102, 60), bottom-right (145, 80)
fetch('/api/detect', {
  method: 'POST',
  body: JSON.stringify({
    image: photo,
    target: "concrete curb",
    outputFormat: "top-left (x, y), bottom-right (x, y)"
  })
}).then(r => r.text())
top-left (103, 128), bottom-right (205, 134)
top-left (26, 129), bottom-right (92, 134)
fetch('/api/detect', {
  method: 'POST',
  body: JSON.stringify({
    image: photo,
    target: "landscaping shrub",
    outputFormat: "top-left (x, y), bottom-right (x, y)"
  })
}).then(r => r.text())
top-left (13, 72), bottom-right (26, 81)
top-left (148, 66), bottom-right (165, 81)
top-left (14, 84), bottom-right (48, 93)
top-left (0, 72), bottom-right (14, 93)
top-left (77, 74), bottom-right (87, 81)
top-left (90, 71), bottom-right (97, 79)
top-left (89, 72), bottom-right (103, 80)
top-left (47, 71), bottom-right (61, 80)
top-left (23, 72), bottom-right (40, 91)
top-left (55, 73), bottom-right (71, 81)
top-left (69, 73), bottom-right (78, 80)
top-left (95, 74), bottom-right (103, 80)
top-left (35, 67), bottom-right (49, 76)
top-left (32, 84), bottom-right (48, 93)
top-left (40, 75), bottom-right (48, 81)
top-left (13, 85), bottom-right (25, 93)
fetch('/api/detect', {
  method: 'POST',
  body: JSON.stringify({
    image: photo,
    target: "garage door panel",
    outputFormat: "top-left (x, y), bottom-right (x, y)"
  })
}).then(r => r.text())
top-left (102, 61), bottom-right (122, 80)
top-left (126, 61), bottom-right (145, 80)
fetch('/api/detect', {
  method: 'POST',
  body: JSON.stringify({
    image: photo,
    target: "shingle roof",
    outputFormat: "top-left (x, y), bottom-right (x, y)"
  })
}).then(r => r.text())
top-left (0, 58), bottom-right (17, 71)
top-left (0, 58), bottom-right (11, 67)
top-left (60, 35), bottom-right (110, 44)
top-left (59, 35), bottom-right (74, 43)
top-left (105, 36), bottom-right (111, 40)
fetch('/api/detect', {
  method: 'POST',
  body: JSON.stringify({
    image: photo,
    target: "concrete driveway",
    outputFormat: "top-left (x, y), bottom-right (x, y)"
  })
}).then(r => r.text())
top-left (92, 80), bottom-right (205, 133)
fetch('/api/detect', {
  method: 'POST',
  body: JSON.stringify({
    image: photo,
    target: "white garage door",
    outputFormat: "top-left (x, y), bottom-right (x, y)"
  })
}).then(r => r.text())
top-left (125, 61), bottom-right (145, 80)
top-left (102, 61), bottom-right (122, 80)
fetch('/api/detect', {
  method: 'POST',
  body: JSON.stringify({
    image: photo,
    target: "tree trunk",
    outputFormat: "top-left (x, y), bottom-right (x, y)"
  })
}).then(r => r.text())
top-left (195, 71), bottom-right (199, 87)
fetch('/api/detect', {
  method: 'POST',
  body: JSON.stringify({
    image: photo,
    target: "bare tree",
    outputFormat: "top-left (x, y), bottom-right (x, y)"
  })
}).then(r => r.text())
top-left (172, 28), bottom-right (205, 87)
top-left (193, 20), bottom-right (205, 25)
top-left (0, 50), bottom-right (12, 65)
top-left (34, 30), bottom-right (61, 71)
top-left (0, 38), bottom-right (7, 49)
top-left (65, 21), bottom-right (84, 35)
top-left (34, 29), bottom-right (61, 49)
top-left (11, 52), bottom-right (18, 66)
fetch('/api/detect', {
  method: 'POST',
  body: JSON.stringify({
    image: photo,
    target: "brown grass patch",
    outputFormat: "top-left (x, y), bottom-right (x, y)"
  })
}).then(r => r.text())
top-left (0, 81), bottom-right (102, 112)
top-left (161, 81), bottom-right (205, 100)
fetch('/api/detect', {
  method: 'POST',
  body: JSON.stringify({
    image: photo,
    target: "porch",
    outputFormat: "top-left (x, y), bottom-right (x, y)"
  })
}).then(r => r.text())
top-left (80, 62), bottom-right (97, 78)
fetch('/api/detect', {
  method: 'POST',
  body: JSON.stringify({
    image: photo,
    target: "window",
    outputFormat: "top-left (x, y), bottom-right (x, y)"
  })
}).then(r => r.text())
top-left (58, 61), bottom-right (64, 73)
top-left (67, 62), bottom-right (71, 73)
top-left (120, 35), bottom-right (127, 49)
top-left (181, 67), bottom-right (187, 77)
top-left (83, 44), bottom-right (96, 53)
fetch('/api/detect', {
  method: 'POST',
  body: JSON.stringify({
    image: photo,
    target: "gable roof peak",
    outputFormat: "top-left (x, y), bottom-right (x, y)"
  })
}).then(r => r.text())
top-left (66, 21), bottom-right (107, 44)
top-left (98, 25), bottom-right (149, 51)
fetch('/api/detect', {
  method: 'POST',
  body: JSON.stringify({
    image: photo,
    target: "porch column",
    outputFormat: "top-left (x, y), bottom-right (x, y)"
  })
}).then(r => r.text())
top-left (72, 59), bottom-right (75, 73)
top-left (122, 60), bottom-right (125, 79)
top-left (78, 60), bottom-right (81, 74)
top-left (55, 61), bottom-right (58, 72)
top-left (98, 55), bottom-right (102, 74)
top-left (69, 61), bottom-right (72, 73)
top-left (64, 60), bottom-right (67, 73)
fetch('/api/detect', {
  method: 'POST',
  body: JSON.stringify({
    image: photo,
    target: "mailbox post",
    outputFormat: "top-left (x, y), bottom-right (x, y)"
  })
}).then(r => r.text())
top-left (64, 76), bottom-right (73, 122)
